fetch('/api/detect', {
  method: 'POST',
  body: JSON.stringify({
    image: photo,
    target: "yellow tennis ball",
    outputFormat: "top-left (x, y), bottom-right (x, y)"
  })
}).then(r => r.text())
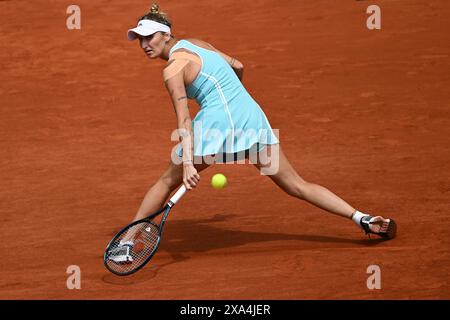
top-left (211, 173), bottom-right (227, 189)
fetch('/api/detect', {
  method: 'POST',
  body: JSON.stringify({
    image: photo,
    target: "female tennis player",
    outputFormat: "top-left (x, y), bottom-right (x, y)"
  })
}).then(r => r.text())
top-left (111, 3), bottom-right (396, 263)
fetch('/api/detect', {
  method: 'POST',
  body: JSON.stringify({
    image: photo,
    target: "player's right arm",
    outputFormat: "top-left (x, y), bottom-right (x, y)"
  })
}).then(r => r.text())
top-left (163, 63), bottom-right (199, 189)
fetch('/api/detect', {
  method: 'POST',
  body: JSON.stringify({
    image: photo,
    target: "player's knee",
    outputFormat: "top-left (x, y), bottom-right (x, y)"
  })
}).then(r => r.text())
top-left (160, 170), bottom-right (182, 190)
top-left (287, 180), bottom-right (308, 200)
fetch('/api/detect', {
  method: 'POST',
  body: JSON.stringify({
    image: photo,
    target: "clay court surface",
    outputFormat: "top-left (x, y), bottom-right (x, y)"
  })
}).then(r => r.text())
top-left (1, 0), bottom-right (449, 299)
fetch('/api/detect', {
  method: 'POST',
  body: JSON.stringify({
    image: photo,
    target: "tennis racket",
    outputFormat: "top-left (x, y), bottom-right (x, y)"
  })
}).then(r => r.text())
top-left (104, 185), bottom-right (187, 276)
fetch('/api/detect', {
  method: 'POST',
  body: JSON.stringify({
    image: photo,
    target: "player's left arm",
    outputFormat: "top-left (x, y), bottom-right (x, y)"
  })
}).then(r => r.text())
top-left (205, 43), bottom-right (244, 81)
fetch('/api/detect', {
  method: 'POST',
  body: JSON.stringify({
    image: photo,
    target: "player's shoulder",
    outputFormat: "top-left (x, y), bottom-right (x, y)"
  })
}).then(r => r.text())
top-left (185, 38), bottom-right (215, 51)
top-left (167, 39), bottom-right (205, 65)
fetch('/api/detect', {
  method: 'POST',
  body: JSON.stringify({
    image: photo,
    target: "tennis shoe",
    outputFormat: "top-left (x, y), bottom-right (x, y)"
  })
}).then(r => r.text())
top-left (108, 240), bottom-right (134, 264)
top-left (360, 215), bottom-right (397, 239)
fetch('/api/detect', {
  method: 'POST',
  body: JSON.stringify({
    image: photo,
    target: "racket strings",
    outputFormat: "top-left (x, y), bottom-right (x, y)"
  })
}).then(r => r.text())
top-left (105, 221), bottom-right (160, 275)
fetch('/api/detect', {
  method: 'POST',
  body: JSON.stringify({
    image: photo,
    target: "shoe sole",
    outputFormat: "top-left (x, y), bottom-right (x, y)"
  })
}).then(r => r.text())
top-left (381, 219), bottom-right (397, 239)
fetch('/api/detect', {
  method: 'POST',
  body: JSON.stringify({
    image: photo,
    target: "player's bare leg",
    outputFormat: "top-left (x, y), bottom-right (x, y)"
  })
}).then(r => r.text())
top-left (251, 144), bottom-right (355, 218)
top-left (133, 158), bottom-right (210, 222)
top-left (117, 156), bottom-right (210, 247)
top-left (250, 144), bottom-right (396, 238)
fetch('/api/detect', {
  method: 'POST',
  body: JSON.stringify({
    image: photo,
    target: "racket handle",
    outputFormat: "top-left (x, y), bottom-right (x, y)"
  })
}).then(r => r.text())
top-left (168, 185), bottom-right (187, 207)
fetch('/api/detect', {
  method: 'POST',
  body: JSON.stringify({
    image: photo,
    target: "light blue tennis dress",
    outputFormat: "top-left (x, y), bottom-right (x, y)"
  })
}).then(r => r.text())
top-left (170, 40), bottom-right (279, 159)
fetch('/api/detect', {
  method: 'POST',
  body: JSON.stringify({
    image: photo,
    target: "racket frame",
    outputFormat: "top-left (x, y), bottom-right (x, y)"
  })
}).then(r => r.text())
top-left (103, 185), bottom-right (186, 276)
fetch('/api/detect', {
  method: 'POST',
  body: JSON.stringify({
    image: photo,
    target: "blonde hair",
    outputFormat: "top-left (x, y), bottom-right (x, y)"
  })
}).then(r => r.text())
top-left (139, 3), bottom-right (172, 28)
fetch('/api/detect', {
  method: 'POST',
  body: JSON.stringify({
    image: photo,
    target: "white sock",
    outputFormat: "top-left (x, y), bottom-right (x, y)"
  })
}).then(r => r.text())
top-left (351, 210), bottom-right (369, 229)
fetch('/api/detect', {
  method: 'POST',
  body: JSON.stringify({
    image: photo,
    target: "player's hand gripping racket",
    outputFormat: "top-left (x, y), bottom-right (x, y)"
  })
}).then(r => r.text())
top-left (104, 185), bottom-right (187, 276)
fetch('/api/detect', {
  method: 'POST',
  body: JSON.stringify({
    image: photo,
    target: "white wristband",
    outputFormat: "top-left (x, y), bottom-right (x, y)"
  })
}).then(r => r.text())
top-left (352, 210), bottom-right (369, 229)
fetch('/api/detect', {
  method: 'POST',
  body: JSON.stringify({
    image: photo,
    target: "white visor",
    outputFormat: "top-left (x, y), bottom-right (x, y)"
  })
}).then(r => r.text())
top-left (127, 19), bottom-right (171, 41)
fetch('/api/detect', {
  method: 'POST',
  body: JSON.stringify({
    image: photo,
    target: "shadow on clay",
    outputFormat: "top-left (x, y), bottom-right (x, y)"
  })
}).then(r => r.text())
top-left (101, 213), bottom-right (387, 284)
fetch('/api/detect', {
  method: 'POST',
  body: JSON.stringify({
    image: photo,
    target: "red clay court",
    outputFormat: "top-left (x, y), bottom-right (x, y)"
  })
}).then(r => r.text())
top-left (0, 0), bottom-right (449, 299)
